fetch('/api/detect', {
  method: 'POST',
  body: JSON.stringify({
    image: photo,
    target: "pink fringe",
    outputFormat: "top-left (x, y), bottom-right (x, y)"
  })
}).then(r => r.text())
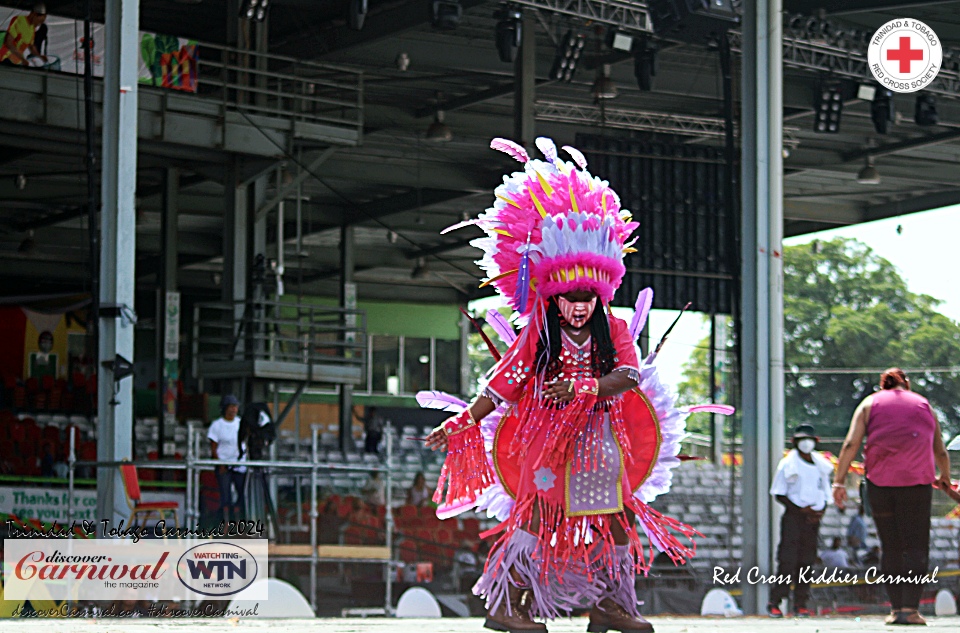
top-left (433, 425), bottom-right (496, 507)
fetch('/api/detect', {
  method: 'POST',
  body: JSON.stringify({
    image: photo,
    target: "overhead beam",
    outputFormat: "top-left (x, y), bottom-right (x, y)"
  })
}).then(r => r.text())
top-left (415, 80), bottom-right (555, 119)
top-left (274, 0), bottom-right (489, 59)
top-left (841, 130), bottom-right (960, 163)
top-left (784, 0), bottom-right (954, 15)
top-left (344, 188), bottom-right (474, 225)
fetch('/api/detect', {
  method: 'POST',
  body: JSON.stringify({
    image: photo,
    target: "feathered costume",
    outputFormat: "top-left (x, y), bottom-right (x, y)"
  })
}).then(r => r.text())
top-left (418, 137), bottom-right (734, 622)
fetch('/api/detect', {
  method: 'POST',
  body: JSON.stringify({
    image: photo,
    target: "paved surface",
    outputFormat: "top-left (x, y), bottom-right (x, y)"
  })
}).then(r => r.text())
top-left (9, 616), bottom-right (960, 632)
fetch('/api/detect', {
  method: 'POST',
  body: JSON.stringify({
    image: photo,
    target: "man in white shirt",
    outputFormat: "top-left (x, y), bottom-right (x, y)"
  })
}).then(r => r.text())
top-left (767, 424), bottom-right (834, 618)
top-left (208, 394), bottom-right (246, 522)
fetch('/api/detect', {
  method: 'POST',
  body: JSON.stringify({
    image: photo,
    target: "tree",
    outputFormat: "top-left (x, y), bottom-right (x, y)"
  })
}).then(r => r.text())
top-left (783, 237), bottom-right (960, 437)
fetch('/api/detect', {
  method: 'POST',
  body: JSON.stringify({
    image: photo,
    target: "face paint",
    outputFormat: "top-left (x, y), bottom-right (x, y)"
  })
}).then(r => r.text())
top-left (797, 438), bottom-right (816, 454)
top-left (556, 296), bottom-right (597, 328)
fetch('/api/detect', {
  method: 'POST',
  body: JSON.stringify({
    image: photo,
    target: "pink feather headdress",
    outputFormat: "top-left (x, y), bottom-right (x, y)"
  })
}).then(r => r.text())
top-left (447, 137), bottom-right (638, 323)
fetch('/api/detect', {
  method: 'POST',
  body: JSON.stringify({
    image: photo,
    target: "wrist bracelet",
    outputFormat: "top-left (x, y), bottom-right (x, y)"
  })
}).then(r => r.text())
top-left (831, 483), bottom-right (844, 489)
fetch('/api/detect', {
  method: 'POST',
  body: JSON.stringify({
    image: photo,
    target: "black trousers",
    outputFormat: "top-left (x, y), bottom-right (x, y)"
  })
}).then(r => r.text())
top-left (364, 430), bottom-right (382, 454)
top-left (216, 468), bottom-right (247, 519)
top-left (866, 481), bottom-right (932, 610)
top-left (770, 509), bottom-right (819, 608)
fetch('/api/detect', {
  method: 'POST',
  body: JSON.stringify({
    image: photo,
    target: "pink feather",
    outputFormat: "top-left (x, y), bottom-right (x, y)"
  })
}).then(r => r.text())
top-left (562, 145), bottom-right (588, 170)
top-left (441, 218), bottom-right (482, 234)
top-left (535, 137), bottom-right (558, 164)
top-left (628, 287), bottom-right (654, 340)
top-left (686, 404), bottom-right (736, 416)
top-left (416, 390), bottom-right (468, 412)
top-left (485, 309), bottom-right (517, 345)
top-left (490, 138), bottom-right (529, 163)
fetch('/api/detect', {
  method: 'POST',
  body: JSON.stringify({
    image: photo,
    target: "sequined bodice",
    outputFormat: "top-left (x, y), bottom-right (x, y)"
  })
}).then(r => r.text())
top-left (557, 333), bottom-right (594, 381)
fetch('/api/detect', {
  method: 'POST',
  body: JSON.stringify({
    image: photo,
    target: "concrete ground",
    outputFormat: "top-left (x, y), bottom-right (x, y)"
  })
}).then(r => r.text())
top-left (10, 616), bottom-right (959, 633)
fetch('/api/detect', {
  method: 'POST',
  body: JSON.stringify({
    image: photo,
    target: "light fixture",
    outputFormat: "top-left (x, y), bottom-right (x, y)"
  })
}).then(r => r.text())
top-left (856, 84), bottom-right (876, 101)
top-left (549, 30), bottom-right (585, 83)
top-left (240, 0), bottom-right (269, 22)
top-left (347, 0), bottom-right (367, 31)
top-left (411, 257), bottom-right (429, 279)
top-left (431, 0), bottom-right (462, 30)
top-left (871, 88), bottom-right (895, 135)
top-left (856, 157), bottom-right (881, 185)
top-left (813, 80), bottom-right (843, 133)
top-left (18, 230), bottom-right (36, 255)
top-left (15, 173), bottom-right (27, 190)
top-left (426, 93), bottom-right (453, 142)
top-left (592, 64), bottom-right (618, 100)
top-left (494, 6), bottom-right (522, 64)
top-left (633, 34), bottom-right (658, 91)
top-left (395, 52), bottom-right (410, 71)
top-left (915, 94), bottom-right (938, 126)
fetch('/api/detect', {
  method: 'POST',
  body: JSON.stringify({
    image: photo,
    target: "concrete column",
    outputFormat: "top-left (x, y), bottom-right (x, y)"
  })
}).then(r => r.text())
top-left (96, 0), bottom-right (139, 525)
top-left (739, 0), bottom-right (785, 615)
top-left (339, 224), bottom-right (355, 454)
top-left (513, 10), bottom-right (535, 150)
top-left (156, 167), bottom-right (179, 458)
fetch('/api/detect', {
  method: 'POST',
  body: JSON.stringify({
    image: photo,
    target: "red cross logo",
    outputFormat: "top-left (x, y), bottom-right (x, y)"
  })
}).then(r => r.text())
top-left (887, 36), bottom-right (924, 73)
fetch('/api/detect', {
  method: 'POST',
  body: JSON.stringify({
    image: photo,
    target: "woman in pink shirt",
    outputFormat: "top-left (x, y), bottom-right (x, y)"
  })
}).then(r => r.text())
top-left (833, 368), bottom-right (953, 625)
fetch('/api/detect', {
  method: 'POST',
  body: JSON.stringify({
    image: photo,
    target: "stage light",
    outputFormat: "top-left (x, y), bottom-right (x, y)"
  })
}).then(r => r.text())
top-left (347, 0), bottom-right (367, 31)
top-left (856, 157), bottom-right (880, 185)
top-left (592, 64), bottom-right (617, 100)
top-left (633, 35), bottom-right (658, 92)
top-left (856, 84), bottom-right (876, 101)
top-left (915, 94), bottom-right (938, 126)
top-left (240, 0), bottom-right (269, 22)
top-left (871, 88), bottom-right (895, 134)
top-left (813, 81), bottom-right (843, 134)
top-left (494, 6), bottom-right (522, 64)
top-left (431, 0), bottom-right (462, 31)
top-left (549, 30), bottom-right (585, 83)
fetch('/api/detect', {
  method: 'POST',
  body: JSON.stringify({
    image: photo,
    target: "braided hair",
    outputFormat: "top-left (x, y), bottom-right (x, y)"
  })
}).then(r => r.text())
top-left (535, 298), bottom-right (618, 380)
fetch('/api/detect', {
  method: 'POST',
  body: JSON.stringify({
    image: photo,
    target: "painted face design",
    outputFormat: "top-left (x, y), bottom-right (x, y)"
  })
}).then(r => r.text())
top-left (556, 296), bottom-right (597, 328)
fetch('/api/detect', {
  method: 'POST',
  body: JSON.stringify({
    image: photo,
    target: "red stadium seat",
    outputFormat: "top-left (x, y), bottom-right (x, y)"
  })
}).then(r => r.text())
top-left (120, 462), bottom-right (179, 528)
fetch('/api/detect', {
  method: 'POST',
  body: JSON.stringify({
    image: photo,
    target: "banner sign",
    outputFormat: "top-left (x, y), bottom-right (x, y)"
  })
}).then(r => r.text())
top-left (4, 539), bottom-right (269, 600)
top-left (0, 486), bottom-right (183, 523)
top-left (0, 10), bottom-right (198, 92)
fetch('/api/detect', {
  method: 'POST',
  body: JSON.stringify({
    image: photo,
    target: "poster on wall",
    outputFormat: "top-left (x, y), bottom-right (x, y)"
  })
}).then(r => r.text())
top-left (0, 9), bottom-right (197, 92)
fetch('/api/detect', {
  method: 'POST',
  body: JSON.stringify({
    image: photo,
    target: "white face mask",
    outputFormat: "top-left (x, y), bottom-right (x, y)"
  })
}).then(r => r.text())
top-left (797, 438), bottom-right (816, 454)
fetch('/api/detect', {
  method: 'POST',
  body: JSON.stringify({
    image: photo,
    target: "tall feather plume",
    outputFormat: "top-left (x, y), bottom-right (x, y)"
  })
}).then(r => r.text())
top-left (562, 145), bottom-right (588, 170)
top-left (485, 308), bottom-right (517, 345)
top-left (628, 287), bottom-right (654, 340)
top-left (514, 232), bottom-right (532, 313)
top-left (535, 137), bottom-right (558, 165)
top-left (490, 138), bottom-right (530, 163)
top-left (685, 403), bottom-right (736, 416)
top-left (416, 390), bottom-right (468, 412)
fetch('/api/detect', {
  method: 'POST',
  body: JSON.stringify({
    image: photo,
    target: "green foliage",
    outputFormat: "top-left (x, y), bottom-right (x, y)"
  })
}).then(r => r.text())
top-left (675, 315), bottom-right (735, 435)
top-left (783, 237), bottom-right (960, 437)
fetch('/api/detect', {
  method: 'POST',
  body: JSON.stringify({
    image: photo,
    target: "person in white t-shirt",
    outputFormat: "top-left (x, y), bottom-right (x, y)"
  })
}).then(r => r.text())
top-left (208, 394), bottom-right (246, 522)
top-left (767, 424), bottom-right (834, 618)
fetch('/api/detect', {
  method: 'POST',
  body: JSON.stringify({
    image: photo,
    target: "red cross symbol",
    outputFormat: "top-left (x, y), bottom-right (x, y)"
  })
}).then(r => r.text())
top-left (887, 36), bottom-right (924, 73)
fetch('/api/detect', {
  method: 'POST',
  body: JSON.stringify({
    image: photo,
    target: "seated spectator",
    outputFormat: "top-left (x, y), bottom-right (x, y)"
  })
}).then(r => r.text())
top-left (820, 537), bottom-right (850, 568)
top-left (406, 472), bottom-right (430, 507)
top-left (362, 471), bottom-right (386, 506)
top-left (862, 545), bottom-right (881, 567)
top-left (40, 442), bottom-right (56, 477)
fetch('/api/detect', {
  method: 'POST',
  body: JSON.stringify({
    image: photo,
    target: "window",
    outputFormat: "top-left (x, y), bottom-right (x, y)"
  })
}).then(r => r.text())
top-left (435, 339), bottom-right (460, 395)
top-left (403, 338), bottom-right (431, 394)
top-left (371, 335), bottom-right (399, 394)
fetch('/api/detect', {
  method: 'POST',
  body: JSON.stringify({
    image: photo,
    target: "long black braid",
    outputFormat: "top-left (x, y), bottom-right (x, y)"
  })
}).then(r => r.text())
top-left (535, 299), bottom-right (618, 380)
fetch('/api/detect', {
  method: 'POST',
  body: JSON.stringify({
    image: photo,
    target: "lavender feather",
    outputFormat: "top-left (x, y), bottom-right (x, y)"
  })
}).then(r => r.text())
top-left (561, 145), bottom-right (588, 170)
top-left (490, 138), bottom-right (530, 163)
top-left (415, 390), bottom-right (467, 412)
top-left (485, 309), bottom-right (517, 345)
top-left (628, 287), bottom-right (654, 340)
top-left (514, 233), bottom-right (532, 313)
top-left (686, 403), bottom-right (736, 416)
top-left (535, 137), bottom-right (558, 164)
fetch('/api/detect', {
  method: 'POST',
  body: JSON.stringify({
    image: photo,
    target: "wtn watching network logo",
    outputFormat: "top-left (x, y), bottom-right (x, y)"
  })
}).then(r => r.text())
top-left (177, 542), bottom-right (259, 596)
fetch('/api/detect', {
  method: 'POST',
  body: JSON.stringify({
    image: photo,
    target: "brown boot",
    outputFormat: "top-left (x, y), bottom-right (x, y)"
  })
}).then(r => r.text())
top-left (484, 585), bottom-right (548, 633)
top-left (588, 598), bottom-right (653, 633)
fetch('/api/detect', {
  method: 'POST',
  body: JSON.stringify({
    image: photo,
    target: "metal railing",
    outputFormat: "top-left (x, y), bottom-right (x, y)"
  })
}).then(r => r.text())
top-left (192, 299), bottom-right (366, 380)
top-left (195, 42), bottom-right (364, 135)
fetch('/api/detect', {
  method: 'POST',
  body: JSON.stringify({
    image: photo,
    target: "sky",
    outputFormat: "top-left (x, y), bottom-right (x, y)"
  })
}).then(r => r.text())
top-left (470, 203), bottom-right (960, 391)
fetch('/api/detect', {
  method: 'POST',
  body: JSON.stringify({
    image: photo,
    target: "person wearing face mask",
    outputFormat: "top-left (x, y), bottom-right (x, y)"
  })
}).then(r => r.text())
top-left (767, 424), bottom-right (834, 618)
top-left (421, 137), bottom-right (717, 633)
